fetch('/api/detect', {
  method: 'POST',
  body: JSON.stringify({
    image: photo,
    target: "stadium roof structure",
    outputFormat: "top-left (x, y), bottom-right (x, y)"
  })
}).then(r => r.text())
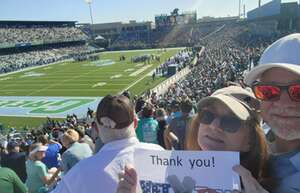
top-left (0, 20), bottom-right (77, 26)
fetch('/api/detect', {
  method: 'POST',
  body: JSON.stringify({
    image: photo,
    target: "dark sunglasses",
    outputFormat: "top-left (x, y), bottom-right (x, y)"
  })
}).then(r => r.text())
top-left (199, 110), bottom-right (242, 133)
top-left (252, 83), bottom-right (300, 102)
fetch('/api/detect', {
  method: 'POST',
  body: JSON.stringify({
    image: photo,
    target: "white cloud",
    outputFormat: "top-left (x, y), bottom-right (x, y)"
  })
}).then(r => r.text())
top-left (84, 0), bottom-right (93, 4)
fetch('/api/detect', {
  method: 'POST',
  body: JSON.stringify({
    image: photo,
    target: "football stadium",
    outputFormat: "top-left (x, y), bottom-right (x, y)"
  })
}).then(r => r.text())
top-left (0, 46), bottom-right (184, 128)
top-left (1, 0), bottom-right (300, 192)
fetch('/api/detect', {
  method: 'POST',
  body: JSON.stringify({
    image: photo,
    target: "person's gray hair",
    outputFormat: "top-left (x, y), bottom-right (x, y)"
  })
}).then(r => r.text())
top-left (97, 122), bottom-right (136, 144)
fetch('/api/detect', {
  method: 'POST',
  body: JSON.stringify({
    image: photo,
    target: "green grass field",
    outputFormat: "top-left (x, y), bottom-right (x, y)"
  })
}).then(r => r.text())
top-left (0, 48), bottom-right (183, 129)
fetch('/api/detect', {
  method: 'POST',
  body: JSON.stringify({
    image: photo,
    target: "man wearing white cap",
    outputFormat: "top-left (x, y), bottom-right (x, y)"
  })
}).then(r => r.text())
top-left (245, 33), bottom-right (300, 193)
top-left (51, 95), bottom-right (163, 193)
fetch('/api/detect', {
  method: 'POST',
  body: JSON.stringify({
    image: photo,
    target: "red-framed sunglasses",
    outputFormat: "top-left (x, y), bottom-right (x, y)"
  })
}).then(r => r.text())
top-left (252, 82), bottom-right (300, 102)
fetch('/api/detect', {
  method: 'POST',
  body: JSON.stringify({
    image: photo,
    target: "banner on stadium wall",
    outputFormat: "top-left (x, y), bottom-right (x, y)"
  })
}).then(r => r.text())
top-left (0, 96), bottom-right (102, 118)
top-left (134, 149), bottom-right (241, 193)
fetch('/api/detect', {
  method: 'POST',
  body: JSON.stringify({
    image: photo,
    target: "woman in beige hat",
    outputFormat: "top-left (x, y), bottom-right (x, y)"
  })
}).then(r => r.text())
top-left (185, 86), bottom-right (271, 192)
top-left (117, 86), bottom-right (271, 193)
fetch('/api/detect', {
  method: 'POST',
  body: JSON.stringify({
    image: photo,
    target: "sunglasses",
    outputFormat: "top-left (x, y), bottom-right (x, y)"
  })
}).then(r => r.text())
top-left (252, 83), bottom-right (300, 102)
top-left (199, 110), bottom-right (243, 133)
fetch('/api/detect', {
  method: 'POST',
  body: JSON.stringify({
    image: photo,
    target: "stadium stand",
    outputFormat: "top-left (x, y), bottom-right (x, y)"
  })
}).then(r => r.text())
top-left (0, 21), bottom-right (88, 48)
top-left (145, 23), bottom-right (284, 105)
top-left (0, 21), bottom-right (101, 74)
top-left (1, 1), bottom-right (300, 192)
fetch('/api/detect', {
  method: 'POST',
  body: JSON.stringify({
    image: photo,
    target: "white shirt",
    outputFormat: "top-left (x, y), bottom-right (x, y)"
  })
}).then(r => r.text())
top-left (51, 137), bottom-right (163, 193)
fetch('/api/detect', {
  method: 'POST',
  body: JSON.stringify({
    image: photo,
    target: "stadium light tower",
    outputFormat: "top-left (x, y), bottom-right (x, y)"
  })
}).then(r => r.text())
top-left (84, 0), bottom-right (94, 25)
top-left (238, 0), bottom-right (241, 18)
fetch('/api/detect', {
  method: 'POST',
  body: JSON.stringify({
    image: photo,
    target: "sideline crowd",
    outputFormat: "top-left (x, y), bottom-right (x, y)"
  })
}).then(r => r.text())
top-left (0, 25), bottom-right (87, 47)
top-left (0, 45), bottom-right (101, 74)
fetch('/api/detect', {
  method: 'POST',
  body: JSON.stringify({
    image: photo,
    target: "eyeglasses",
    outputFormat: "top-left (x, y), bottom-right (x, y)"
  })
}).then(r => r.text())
top-left (199, 110), bottom-right (242, 133)
top-left (252, 83), bottom-right (300, 102)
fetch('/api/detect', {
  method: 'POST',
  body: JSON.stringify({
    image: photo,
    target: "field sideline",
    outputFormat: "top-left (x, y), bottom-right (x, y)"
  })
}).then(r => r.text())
top-left (0, 47), bottom-right (183, 129)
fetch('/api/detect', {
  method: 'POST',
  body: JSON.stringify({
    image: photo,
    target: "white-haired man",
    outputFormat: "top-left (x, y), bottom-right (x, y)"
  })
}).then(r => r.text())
top-left (51, 95), bottom-right (163, 193)
top-left (244, 33), bottom-right (300, 193)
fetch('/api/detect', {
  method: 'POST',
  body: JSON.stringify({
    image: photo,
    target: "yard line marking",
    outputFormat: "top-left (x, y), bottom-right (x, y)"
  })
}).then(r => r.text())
top-left (110, 74), bottom-right (122, 79)
top-left (121, 69), bottom-right (155, 94)
top-left (92, 82), bottom-right (107, 88)
top-left (129, 65), bottom-right (151, 76)
top-left (25, 62), bottom-right (111, 96)
top-left (20, 72), bottom-right (45, 78)
top-left (124, 68), bottom-right (135, 72)
top-left (135, 63), bottom-right (144, 67)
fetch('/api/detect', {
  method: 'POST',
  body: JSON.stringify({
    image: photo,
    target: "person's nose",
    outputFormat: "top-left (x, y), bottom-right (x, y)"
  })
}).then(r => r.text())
top-left (275, 89), bottom-right (295, 108)
top-left (209, 117), bottom-right (223, 132)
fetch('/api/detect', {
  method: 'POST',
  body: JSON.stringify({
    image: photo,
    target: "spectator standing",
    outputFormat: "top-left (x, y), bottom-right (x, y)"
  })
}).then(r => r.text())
top-left (75, 126), bottom-right (95, 153)
top-left (61, 129), bottom-right (92, 174)
top-left (155, 108), bottom-right (168, 148)
top-left (136, 103), bottom-right (159, 144)
top-left (165, 99), bottom-right (193, 150)
top-left (51, 95), bottom-right (163, 193)
top-left (0, 166), bottom-right (27, 193)
top-left (1, 141), bottom-right (27, 183)
top-left (26, 143), bottom-right (57, 193)
top-left (37, 135), bottom-right (62, 170)
top-left (166, 100), bottom-right (182, 124)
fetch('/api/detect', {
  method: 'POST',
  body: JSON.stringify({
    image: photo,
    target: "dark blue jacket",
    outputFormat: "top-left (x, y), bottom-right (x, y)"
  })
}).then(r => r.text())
top-left (1, 152), bottom-right (27, 182)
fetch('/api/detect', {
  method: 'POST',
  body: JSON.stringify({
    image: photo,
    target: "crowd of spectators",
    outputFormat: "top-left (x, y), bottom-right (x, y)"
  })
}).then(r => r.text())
top-left (154, 48), bottom-right (194, 76)
top-left (0, 21), bottom-right (296, 193)
top-left (153, 23), bottom-right (225, 48)
top-left (0, 24), bottom-right (97, 74)
top-left (145, 24), bottom-right (282, 107)
top-left (0, 45), bottom-right (100, 74)
top-left (0, 25), bottom-right (88, 47)
top-left (108, 22), bottom-right (224, 50)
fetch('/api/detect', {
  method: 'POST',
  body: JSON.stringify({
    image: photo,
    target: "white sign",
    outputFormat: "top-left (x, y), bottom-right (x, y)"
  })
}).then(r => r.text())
top-left (134, 149), bottom-right (241, 193)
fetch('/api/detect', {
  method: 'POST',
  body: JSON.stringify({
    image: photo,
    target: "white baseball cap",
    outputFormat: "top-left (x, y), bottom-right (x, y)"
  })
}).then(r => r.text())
top-left (244, 33), bottom-right (300, 85)
top-left (198, 86), bottom-right (260, 121)
top-left (29, 145), bottom-right (48, 156)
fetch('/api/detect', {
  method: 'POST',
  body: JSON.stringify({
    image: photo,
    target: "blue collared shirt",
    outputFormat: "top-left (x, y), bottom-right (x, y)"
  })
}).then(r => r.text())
top-left (270, 149), bottom-right (300, 193)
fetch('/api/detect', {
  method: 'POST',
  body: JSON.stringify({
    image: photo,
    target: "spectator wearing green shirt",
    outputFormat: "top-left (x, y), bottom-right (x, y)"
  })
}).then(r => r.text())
top-left (0, 166), bottom-right (27, 193)
top-left (25, 143), bottom-right (57, 193)
top-left (136, 103), bottom-right (159, 144)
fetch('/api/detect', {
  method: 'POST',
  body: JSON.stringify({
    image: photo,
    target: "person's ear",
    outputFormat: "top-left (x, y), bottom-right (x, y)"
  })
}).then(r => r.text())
top-left (133, 117), bottom-right (138, 130)
top-left (94, 122), bottom-right (100, 135)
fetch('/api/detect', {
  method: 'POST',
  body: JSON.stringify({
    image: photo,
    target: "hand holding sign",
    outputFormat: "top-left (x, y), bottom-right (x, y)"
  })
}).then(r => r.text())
top-left (134, 149), bottom-right (241, 193)
top-left (233, 165), bottom-right (269, 193)
top-left (117, 165), bottom-right (137, 193)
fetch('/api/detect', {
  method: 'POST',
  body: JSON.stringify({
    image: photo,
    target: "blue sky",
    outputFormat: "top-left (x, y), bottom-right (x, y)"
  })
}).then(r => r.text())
top-left (0, 0), bottom-right (297, 24)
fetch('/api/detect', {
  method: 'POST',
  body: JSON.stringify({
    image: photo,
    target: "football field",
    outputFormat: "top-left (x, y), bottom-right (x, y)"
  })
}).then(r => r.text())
top-left (0, 48), bottom-right (183, 129)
